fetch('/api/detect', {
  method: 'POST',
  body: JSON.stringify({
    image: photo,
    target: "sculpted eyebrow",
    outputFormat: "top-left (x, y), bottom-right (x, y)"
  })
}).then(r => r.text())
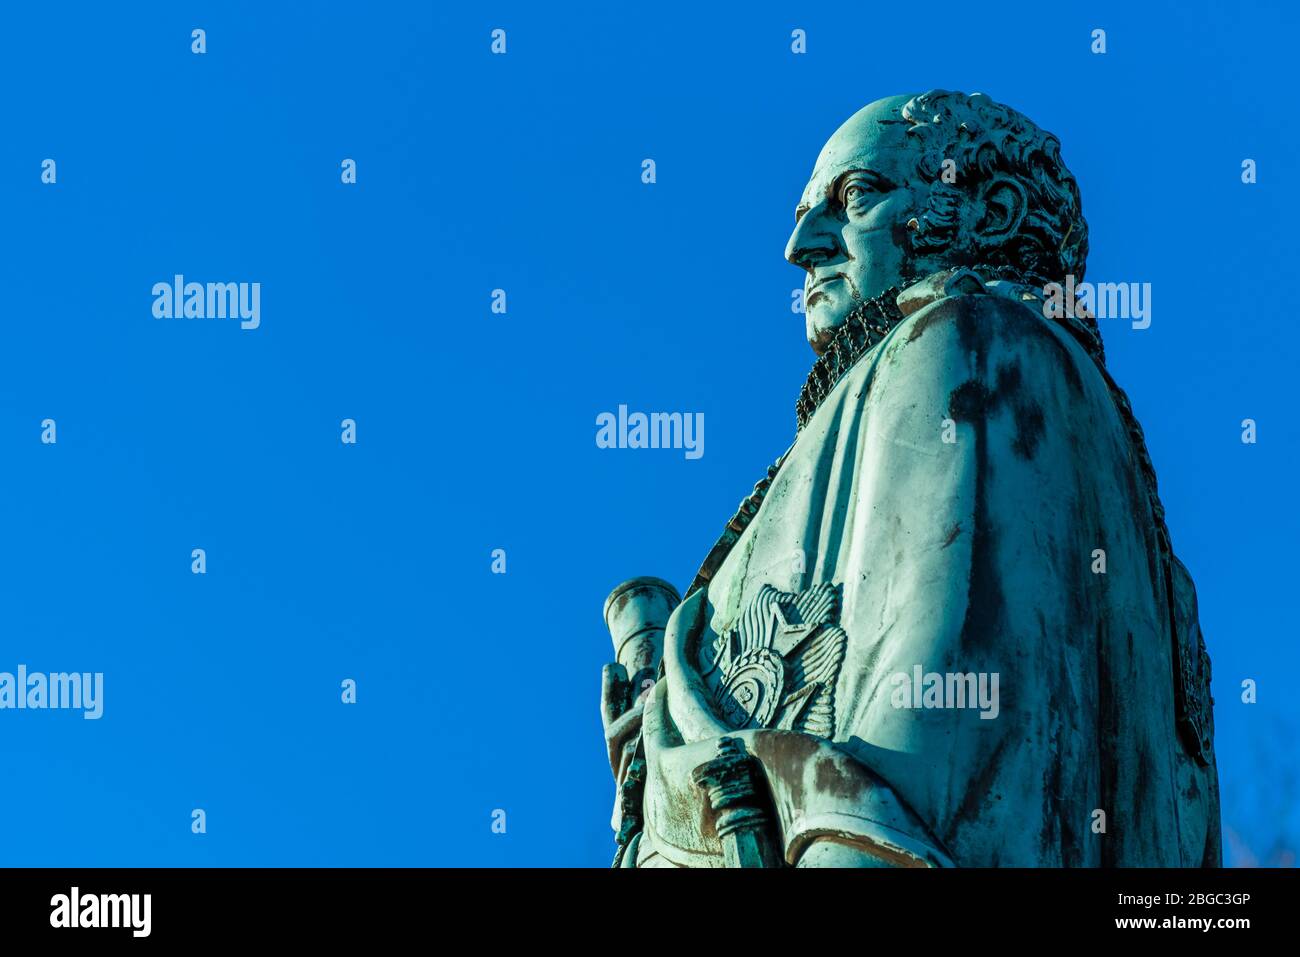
top-left (829, 168), bottom-right (897, 200)
top-left (795, 168), bottom-right (897, 220)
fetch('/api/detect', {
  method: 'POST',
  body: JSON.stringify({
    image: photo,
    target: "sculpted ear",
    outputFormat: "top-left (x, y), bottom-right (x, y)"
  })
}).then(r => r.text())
top-left (974, 175), bottom-right (1028, 246)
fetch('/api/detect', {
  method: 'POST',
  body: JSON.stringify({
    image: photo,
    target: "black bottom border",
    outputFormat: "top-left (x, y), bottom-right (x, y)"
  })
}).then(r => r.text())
top-left (0, 866), bottom-right (1289, 942)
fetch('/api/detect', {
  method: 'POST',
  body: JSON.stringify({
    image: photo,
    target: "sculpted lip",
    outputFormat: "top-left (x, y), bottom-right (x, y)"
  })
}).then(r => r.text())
top-left (807, 274), bottom-right (844, 305)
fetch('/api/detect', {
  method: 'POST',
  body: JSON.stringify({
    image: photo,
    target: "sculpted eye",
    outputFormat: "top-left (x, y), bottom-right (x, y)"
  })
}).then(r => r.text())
top-left (842, 181), bottom-right (875, 205)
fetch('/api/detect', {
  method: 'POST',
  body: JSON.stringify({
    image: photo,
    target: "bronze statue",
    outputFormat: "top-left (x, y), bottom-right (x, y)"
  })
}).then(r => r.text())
top-left (601, 91), bottom-right (1219, 868)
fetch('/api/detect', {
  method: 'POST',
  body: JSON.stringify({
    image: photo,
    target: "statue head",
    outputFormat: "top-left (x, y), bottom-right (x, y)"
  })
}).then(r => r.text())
top-left (786, 91), bottom-right (1089, 354)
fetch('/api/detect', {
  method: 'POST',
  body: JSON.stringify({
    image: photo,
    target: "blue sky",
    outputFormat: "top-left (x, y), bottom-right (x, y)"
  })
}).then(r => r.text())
top-left (0, 1), bottom-right (1295, 866)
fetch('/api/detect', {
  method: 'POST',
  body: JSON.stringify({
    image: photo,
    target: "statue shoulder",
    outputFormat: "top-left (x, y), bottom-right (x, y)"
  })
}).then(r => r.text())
top-left (876, 270), bottom-right (1107, 406)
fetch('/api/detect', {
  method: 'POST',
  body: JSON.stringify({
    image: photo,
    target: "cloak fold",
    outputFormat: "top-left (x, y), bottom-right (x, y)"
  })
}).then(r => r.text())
top-left (643, 274), bottom-right (1219, 867)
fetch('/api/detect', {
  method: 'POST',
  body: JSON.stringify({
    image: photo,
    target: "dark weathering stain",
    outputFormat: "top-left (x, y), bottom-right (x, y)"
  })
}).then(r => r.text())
top-left (950, 378), bottom-right (1002, 656)
top-left (951, 731), bottom-right (1012, 847)
top-left (994, 363), bottom-right (1046, 461)
top-left (920, 294), bottom-right (1111, 863)
top-left (945, 301), bottom-right (1006, 657)
top-left (951, 360), bottom-right (1049, 462)
top-left (942, 297), bottom-right (1064, 656)
top-left (1039, 696), bottom-right (1081, 865)
top-left (1132, 740), bottom-right (1153, 842)
top-left (1096, 623), bottom-right (1118, 866)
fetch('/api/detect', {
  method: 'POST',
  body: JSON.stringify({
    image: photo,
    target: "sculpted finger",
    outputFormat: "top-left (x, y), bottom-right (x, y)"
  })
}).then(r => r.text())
top-left (601, 661), bottom-right (630, 730)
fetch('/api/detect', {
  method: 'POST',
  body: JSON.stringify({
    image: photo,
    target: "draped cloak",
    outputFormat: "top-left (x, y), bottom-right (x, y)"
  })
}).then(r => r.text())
top-left (637, 272), bottom-right (1220, 868)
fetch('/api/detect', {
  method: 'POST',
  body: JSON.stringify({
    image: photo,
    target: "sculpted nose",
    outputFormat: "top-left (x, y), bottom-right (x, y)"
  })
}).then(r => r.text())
top-left (785, 203), bottom-right (839, 271)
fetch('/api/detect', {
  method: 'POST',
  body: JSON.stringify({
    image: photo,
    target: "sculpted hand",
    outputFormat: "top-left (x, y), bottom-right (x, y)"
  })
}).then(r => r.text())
top-left (601, 662), bottom-right (647, 779)
top-left (661, 586), bottom-right (731, 743)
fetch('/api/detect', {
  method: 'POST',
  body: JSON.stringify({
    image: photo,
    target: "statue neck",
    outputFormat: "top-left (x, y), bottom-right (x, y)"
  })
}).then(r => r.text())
top-left (795, 287), bottom-right (906, 431)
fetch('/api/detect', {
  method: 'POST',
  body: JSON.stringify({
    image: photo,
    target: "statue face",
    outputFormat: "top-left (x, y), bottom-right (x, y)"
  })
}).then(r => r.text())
top-left (786, 95), bottom-right (936, 354)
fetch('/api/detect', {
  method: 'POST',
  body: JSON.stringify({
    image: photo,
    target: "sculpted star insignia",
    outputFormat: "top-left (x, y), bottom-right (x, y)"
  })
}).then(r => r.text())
top-left (702, 583), bottom-right (847, 739)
